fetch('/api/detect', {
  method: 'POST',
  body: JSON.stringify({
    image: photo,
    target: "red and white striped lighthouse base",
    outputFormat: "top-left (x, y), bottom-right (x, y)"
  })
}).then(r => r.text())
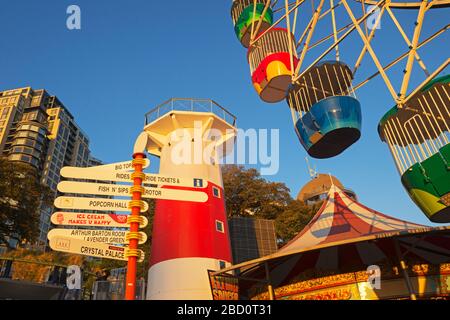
top-left (146, 257), bottom-right (230, 300)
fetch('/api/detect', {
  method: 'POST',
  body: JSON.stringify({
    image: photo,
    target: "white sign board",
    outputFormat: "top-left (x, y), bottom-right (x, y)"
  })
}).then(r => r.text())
top-left (48, 228), bottom-right (147, 245)
top-left (57, 181), bottom-right (208, 203)
top-left (54, 196), bottom-right (148, 212)
top-left (50, 212), bottom-right (148, 228)
top-left (49, 236), bottom-right (144, 262)
top-left (60, 167), bottom-right (207, 188)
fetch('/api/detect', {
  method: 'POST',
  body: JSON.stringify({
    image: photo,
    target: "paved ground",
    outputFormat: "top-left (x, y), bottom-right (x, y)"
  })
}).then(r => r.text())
top-left (0, 278), bottom-right (64, 300)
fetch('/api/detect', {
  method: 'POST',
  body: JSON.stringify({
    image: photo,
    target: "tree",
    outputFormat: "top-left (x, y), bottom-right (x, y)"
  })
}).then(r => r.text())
top-left (0, 157), bottom-right (53, 247)
top-left (90, 199), bottom-right (155, 281)
top-left (275, 200), bottom-right (322, 246)
top-left (221, 164), bottom-right (319, 245)
top-left (221, 165), bottom-right (292, 219)
top-left (138, 198), bottom-right (154, 279)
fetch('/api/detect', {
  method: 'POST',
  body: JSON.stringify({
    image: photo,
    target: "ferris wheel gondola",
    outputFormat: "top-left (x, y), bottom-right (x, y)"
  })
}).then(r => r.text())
top-left (248, 28), bottom-right (299, 102)
top-left (287, 60), bottom-right (361, 158)
top-left (231, 0), bottom-right (274, 47)
top-left (378, 75), bottom-right (450, 222)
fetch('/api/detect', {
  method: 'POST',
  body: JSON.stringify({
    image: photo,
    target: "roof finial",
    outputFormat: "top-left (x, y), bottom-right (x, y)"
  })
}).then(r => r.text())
top-left (305, 157), bottom-right (318, 180)
top-left (328, 173), bottom-right (336, 192)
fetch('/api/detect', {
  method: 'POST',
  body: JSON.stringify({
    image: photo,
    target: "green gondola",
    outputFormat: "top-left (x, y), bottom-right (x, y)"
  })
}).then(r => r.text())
top-left (231, 0), bottom-right (273, 48)
top-left (378, 75), bottom-right (450, 222)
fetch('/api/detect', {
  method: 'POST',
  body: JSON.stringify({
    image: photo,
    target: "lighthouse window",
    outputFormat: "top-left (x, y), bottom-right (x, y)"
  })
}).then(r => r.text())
top-left (216, 220), bottom-right (224, 233)
top-left (218, 260), bottom-right (226, 270)
top-left (212, 186), bottom-right (220, 198)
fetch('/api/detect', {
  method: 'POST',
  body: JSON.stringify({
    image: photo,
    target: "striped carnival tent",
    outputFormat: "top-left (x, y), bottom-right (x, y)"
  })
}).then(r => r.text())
top-left (213, 184), bottom-right (450, 300)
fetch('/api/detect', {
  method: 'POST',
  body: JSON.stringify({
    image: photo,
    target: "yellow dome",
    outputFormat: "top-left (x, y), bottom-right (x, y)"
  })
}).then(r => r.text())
top-left (297, 174), bottom-right (344, 202)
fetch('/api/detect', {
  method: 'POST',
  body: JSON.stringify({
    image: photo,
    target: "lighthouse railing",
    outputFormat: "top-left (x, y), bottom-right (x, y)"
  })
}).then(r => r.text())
top-left (144, 98), bottom-right (237, 127)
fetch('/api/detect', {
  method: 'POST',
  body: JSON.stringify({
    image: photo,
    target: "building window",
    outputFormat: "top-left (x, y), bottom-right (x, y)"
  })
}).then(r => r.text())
top-left (212, 186), bottom-right (220, 198)
top-left (216, 220), bottom-right (224, 233)
top-left (218, 260), bottom-right (226, 270)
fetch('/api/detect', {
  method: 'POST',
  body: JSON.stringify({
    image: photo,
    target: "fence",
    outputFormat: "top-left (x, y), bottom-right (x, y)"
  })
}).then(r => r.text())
top-left (92, 279), bottom-right (146, 300)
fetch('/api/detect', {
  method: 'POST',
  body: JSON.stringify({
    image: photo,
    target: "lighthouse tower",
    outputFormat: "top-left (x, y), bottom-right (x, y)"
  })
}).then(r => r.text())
top-left (143, 98), bottom-right (237, 300)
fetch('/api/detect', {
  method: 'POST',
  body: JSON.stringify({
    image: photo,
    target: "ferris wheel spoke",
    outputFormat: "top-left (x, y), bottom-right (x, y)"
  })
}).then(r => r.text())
top-left (402, 58), bottom-right (450, 106)
top-left (352, 23), bottom-right (449, 92)
top-left (360, 0), bottom-right (369, 37)
top-left (293, 0), bottom-right (326, 79)
top-left (292, 0), bottom-right (302, 34)
top-left (251, 0), bottom-right (306, 45)
top-left (249, 0), bottom-right (275, 44)
top-left (293, 1), bottom-right (383, 83)
top-left (272, 0), bottom-right (299, 12)
top-left (353, 5), bottom-right (385, 75)
top-left (249, 0), bottom-right (259, 44)
top-left (353, 0), bottom-right (450, 9)
top-left (385, 6), bottom-right (430, 77)
top-left (300, 22), bottom-right (352, 54)
top-left (398, 1), bottom-right (429, 102)
top-left (252, 0), bottom-right (273, 41)
top-left (285, 0), bottom-right (297, 80)
top-left (330, 0), bottom-right (341, 61)
top-left (341, 0), bottom-right (398, 101)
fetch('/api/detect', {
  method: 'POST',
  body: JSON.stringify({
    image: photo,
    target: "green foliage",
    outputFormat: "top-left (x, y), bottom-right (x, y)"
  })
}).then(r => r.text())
top-left (1, 248), bottom-right (87, 282)
top-left (138, 198), bottom-right (154, 279)
top-left (275, 200), bottom-right (322, 246)
top-left (221, 164), bottom-right (318, 245)
top-left (221, 165), bottom-right (292, 219)
top-left (91, 199), bottom-right (154, 280)
top-left (0, 157), bottom-right (53, 247)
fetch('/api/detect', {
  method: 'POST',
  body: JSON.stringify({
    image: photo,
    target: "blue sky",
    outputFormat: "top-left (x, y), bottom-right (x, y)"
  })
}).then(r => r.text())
top-left (0, 1), bottom-right (448, 225)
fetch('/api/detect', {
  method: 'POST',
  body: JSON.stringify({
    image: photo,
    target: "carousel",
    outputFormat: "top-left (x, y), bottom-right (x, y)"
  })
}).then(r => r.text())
top-left (212, 184), bottom-right (450, 300)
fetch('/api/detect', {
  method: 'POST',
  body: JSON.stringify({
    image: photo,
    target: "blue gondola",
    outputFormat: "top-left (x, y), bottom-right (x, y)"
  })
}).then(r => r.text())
top-left (287, 61), bottom-right (362, 158)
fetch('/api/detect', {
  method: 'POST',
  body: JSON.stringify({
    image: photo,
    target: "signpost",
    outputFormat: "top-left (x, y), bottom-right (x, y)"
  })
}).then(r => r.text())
top-left (125, 151), bottom-right (146, 300)
top-left (54, 196), bottom-right (149, 212)
top-left (60, 166), bottom-right (207, 188)
top-left (57, 181), bottom-right (208, 202)
top-left (50, 212), bottom-right (148, 228)
top-left (47, 132), bottom-right (209, 300)
top-left (49, 236), bottom-right (144, 262)
top-left (48, 228), bottom-right (148, 245)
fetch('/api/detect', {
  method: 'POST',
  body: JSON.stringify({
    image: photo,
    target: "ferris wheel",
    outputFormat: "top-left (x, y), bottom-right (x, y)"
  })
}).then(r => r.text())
top-left (230, 0), bottom-right (450, 222)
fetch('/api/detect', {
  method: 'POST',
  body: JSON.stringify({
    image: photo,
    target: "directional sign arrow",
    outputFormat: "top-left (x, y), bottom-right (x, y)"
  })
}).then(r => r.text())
top-left (57, 181), bottom-right (208, 203)
top-left (48, 229), bottom-right (147, 245)
top-left (50, 212), bottom-right (148, 228)
top-left (54, 196), bottom-right (148, 212)
top-left (79, 159), bottom-right (150, 172)
top-left (49, 236), bottom-right (144, 262)
top-left (60, 167), bottom-right (207, 188)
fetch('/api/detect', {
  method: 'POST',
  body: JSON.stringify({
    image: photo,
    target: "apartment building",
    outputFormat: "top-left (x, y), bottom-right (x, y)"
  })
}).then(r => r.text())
top-left (0, 87), bottom-right (96, 248)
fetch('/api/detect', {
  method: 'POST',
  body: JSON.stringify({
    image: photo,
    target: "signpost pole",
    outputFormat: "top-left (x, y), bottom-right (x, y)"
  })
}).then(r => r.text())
top-left (125, 152), bottom-right (146, 300)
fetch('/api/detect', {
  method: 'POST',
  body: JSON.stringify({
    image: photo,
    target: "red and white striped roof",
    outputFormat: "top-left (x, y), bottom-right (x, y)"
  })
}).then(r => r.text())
top-left (279, 185), bottom-right (427, 254)
top-left (233, 185), bottom-right (450, 292)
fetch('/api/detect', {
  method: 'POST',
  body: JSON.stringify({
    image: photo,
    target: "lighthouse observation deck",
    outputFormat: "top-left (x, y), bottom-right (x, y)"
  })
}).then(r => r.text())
top-left (144, 98), bottom-right (237, 127)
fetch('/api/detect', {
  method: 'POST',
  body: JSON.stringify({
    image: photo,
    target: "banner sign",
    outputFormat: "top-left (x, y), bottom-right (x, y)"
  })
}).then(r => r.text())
top-left (208, 270), bottom-right (239, 300)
